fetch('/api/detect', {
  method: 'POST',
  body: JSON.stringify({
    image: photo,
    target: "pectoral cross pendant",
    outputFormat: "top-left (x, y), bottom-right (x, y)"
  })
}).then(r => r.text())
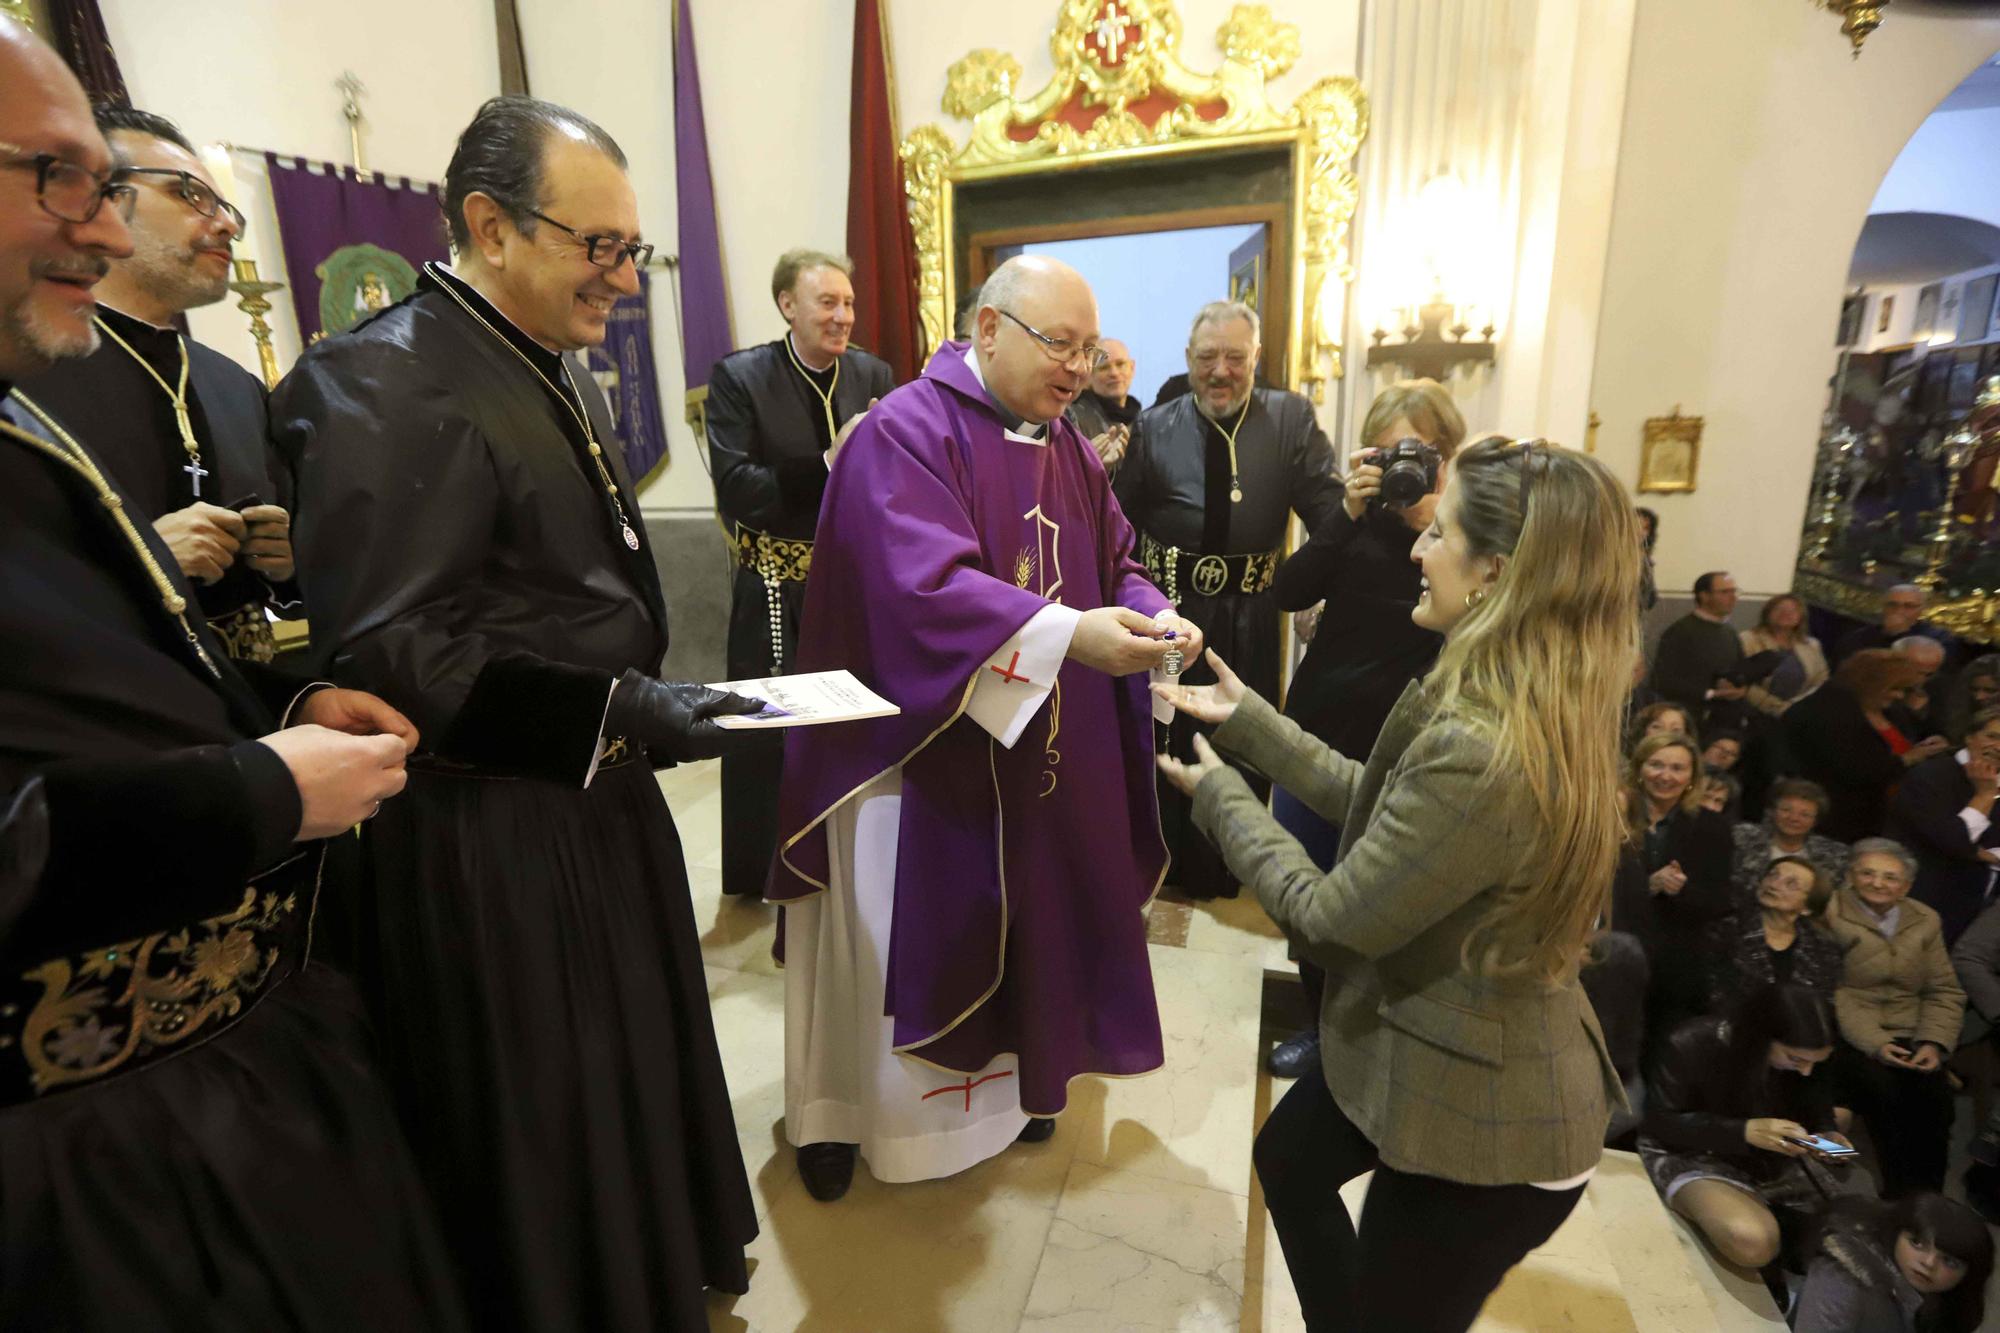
top-left (182, 458), bottom-right (208, 497)
top-left (174, 406), bottom-right (206, 498)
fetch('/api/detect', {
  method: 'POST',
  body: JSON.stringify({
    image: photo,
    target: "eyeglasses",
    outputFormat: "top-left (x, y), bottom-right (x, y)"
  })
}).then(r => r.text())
top-left (122, 167), bottom-right (246, 235)
top-left (0, 144), bottom-right (135, 225)
top-left (527, 209), bottom-right (653, 271)
top-left (999, 309), bottom-right (1107, 372)
top-left (1190, 348), bottom-right (1252, 372)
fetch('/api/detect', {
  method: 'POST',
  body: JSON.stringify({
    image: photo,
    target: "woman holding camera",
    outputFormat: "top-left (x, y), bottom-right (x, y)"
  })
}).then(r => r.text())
top-left (1156, 437), bottom-right (1634, 1331)
top-left (1260, 379), bottom-right (1466, 1076)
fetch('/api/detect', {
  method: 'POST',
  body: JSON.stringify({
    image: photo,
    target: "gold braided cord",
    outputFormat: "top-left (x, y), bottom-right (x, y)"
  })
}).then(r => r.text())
top-left (1, 390), bottom-right (222, 679)
top-left (93, 315), bottom-right (205, 484)
top-left (783, 333), bottom-right (841, 445)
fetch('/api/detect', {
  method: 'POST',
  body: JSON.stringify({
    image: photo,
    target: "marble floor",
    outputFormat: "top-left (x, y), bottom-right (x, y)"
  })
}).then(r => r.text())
top-left (660, 761), bottom-right (1954, 1332)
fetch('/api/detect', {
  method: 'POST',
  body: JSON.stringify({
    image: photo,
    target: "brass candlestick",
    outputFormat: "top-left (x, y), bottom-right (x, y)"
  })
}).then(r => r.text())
top-left (228, 258), bottom-right (287, 390)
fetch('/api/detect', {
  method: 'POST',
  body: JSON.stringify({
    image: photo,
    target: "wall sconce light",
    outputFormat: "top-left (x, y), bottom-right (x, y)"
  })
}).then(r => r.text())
top-left (1815, 0), bottom-right (1887, 57)
top-left (1365, 172), bottom-right (1499, 382)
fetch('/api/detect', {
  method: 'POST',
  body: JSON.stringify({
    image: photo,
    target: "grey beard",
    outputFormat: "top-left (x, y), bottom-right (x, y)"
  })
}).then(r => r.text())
top-left (3, 294), bottom-right (100, 374)
top-left (1196, 387), bottom-right (1250, 423)
top-left (123, 229), bottom-right (230, 316)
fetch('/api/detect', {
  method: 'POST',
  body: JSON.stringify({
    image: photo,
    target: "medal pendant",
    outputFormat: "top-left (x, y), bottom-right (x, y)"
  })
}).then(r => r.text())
top-left (1163, 647), bottom-right (1183, 677)
top-left (623, 524), bottom-right (641, 551)
top-left (1230, 488), bottom-right (1244, 503)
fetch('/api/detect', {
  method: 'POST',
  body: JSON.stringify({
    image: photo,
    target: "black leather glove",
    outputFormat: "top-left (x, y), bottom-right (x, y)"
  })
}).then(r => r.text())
top-left (603, 670), bottom-right (768, 761)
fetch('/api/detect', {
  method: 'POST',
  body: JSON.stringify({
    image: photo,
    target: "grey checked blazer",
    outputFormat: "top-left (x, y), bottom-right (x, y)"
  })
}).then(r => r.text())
top-left (1192, 683), bottom-right (1621, 1185)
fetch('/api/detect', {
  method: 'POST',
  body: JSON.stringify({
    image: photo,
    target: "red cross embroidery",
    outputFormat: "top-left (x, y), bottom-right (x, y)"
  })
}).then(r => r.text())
top-left (921, 1070), bottom-right (1016, 1113)
top-left (988, 651), bottom-right (1031, 685)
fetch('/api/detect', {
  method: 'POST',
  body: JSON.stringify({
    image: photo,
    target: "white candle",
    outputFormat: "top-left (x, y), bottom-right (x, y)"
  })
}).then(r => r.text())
top-left (197, 142), bottom-right (241, 209)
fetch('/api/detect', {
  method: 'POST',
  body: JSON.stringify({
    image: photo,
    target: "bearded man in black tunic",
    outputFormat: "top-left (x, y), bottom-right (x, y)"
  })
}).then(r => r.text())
top-left (1113, 300), bottom-right (1340, 898)
top-left (23, 105), bottom-right (302, 663)
top-left (272, 97), bottom-right (761, 1333)
top-left (0, 23), bottom-right (463, 1328)
top-left (705, 249), bottom-right (893, 896)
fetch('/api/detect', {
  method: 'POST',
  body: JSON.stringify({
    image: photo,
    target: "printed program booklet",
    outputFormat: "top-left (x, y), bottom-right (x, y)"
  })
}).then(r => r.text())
top-left (708, 669), bottom-right (901, 730)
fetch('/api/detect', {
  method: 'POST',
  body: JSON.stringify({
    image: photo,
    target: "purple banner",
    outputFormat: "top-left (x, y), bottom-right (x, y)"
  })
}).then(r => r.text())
top-left (264, 154), bottom-right (449, 343)
top-left (673, 0), bottom-right (734, 389)
top-left (584, 270), bottom-right (670, 481)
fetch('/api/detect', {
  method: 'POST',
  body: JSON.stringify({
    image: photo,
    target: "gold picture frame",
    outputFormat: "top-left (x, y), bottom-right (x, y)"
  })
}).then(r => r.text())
top-left (1637, 407), bottom-right (1704, 494)
top-left (898, 1), bottom-right (1366, 401)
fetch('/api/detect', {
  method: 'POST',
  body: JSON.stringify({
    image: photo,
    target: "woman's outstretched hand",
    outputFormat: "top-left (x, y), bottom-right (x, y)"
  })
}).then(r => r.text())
top-left (1157, 733), bottom-right (1227, 797)
top-left (1150, 650), bottom-right (1247, 725)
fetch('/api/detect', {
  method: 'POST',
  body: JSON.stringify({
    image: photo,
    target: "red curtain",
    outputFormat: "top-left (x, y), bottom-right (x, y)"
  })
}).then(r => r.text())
top-left (844, 0), bottom-right (923, 383)
top-left (46, 0), bottom-right (129, 107)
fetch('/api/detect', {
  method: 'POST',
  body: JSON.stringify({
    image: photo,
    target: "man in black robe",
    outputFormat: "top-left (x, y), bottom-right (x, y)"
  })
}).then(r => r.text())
top-left (273, 96), bottom-right (761, 1333)
top-left (705, 248), bottom-right (893, 896)
top-left (0, 24), bottom-right (463, 1327)
top-left (23, 105), bottom-right (302, 663)
top-left (1114, 301), bottom-right (1340, 898)
top-left (1065, 335), bottom-right (1138, 471)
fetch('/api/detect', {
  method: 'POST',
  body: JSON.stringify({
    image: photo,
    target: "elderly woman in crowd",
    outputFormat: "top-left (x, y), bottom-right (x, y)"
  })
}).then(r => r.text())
top-left (1708, 855), bottom-right (1843, 1008)
top-left (1731, 778), bottom-right (1853, 904)
top-left (1639, 985), bottom-right (1847, 1274)
top-left (1823, 838), bottom-right (1967, 1198)
top-left (1614, 732), bottom-right (1734, 1055)
top-left (1886, 706), bottom-right (2000, 947)
top-left (1784, 651), bottom-right (1949, 843)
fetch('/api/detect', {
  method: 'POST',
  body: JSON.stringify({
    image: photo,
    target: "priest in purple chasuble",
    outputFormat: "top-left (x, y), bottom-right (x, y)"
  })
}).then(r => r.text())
top-left (769, 257), bottom-right (1204, 1201)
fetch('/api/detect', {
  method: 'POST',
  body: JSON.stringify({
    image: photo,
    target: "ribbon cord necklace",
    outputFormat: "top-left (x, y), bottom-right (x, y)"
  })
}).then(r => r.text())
top-left (784, 334), bottom-right (841, 445)
top-left (96, 316), bottom-right (208, 498)
top-left (432, 279), bottom-right (642, 552)
top-left (1, 390), bottom-right (223, 679)
top-left (1212, 398), bottom-right (1252, 504)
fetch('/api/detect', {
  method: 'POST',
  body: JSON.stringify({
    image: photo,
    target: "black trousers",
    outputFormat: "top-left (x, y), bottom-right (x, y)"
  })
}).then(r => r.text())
top-left (1832, 1044), bottom-right (1953, 1197)
top-left (1256, 1065), bottom-right (1584, 1333)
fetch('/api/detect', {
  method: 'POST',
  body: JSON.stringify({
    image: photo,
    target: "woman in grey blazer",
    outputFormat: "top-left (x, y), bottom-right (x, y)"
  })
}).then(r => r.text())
top-left (1158, 437), bottom-right (1635, 1332)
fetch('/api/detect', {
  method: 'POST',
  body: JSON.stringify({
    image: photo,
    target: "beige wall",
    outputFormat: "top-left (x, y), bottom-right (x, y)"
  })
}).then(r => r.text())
top-left (1591, 0), bottom-right (2000, 597)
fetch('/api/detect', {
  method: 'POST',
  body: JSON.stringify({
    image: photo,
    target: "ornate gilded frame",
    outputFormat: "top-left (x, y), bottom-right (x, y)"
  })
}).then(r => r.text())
top-left (1636, 407), bottom-right (1704, 495)
top-left (899, 1), bottom-right (1367, 402)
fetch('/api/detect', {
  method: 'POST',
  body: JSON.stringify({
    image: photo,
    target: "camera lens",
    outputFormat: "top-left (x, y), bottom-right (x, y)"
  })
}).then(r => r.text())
top-left (1379, 460), bottom-right (1429, 509)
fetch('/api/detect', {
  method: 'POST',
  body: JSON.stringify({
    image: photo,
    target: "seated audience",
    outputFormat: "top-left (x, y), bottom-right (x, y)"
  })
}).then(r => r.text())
top-left (1823, 838), bottom-right (1967, 1198)
top-left (1614, 733), bottom-right (1734, 1055)
top-left (1626, 700), bottom-right (1699, 755)
top-left (1888, 635), bottom-right (1949, 740)
top-left (1793, 1194), bottom-right (1992, 1333)
top-left (1731, 778), bottom-right (1853, 903)
top-left (1941, 653), bottom-right (2000, 745)
top-left (1707, 856), bottom-right (1842, 1007)
top-left (1950, 899), bottom-right (2000, 1213)
top-left (1703, 729), bottom-right (1743, 773)
top-left (1638, 985), bottom-right (1846, 1271)
top-left (1651, 570), bottom-right (1747, 715)
top-left (1886, 705), bottom-right (2000, 947)
top-left (1700, 767), bottom-right (1741, 820)
top-left (1784, 650), bottom-right (1948, 843)
top-left (1741, 593), bottom-right (1828, 716)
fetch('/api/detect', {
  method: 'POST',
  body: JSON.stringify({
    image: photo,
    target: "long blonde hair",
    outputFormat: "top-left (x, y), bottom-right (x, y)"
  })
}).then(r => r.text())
top-left (1425, 437), bottom-right (1641, 984)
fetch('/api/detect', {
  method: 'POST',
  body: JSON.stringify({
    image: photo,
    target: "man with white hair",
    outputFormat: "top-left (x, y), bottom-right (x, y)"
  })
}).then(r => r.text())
top-left (1113, 301), bottom-right (1341, 899)
top-left (1891, 632), bottom-right (1951, 740)
top-left (771, 255), bottom-right (1202, 1199)
top-left (1835, 583), bottom-right (1949, 668)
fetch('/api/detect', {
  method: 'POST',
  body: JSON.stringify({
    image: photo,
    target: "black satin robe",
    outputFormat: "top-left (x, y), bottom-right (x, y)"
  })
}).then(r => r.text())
top-left (21, 306), bottom-right (305, 657)
top-left (272, 264), bottom-right (755, 1333)
top-left (705, 337), bottom-right (894, 894)
top-left (0, 387), bottom-right (463, 1332)
top-left (1113, 388), bottom-right (1341, 898)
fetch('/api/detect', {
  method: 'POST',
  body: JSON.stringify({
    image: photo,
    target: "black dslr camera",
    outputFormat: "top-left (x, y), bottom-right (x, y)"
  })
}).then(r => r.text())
top-left (1369, 437), bottom-right (1441, 510)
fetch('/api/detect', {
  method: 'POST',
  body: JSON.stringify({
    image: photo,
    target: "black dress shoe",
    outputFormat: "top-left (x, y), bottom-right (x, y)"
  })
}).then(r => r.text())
top-left (1267, 1029), bottom-right (1320, 1079)
top-left (798, 1142), bottom-right (856, 1202)
top-left (1016, 1116), bottom-right (1056, 1144)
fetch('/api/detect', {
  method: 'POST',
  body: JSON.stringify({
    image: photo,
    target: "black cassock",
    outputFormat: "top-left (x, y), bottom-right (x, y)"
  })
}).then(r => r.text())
top-left (705, 337), bottom-right (894, 895)
top-left (272, 265), bottom-right (755, 1333)
top-left (0, 387), bottom-right (463, 1330)
top-left (20, 305), bottom-right (305, 661)
top-left (1114, 388), bottom-right (1340, 898)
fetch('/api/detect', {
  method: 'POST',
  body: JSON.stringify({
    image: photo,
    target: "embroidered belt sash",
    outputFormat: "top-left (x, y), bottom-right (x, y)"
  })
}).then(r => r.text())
top-left (1139, 532), bottom-right (1280, 600)
top-left (0, 846), bottom-right (322, 1106)
top-left (207, 601), bottom-right (279, 664)
top-left (732, 524), bottom-right (813, 584)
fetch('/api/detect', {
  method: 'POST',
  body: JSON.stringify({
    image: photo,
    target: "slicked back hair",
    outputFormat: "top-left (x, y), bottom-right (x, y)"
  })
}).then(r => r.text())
top-left (771, 249), bottom-right (853, 307)
top-left (94, 104), bottom-right (193, 155)
top-left (443, 95), bottom-right (627, 252)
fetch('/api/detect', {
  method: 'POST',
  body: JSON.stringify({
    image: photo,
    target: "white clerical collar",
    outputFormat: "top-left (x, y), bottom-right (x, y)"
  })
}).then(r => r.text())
top-left (963, 345), bottom-right (1048, 446)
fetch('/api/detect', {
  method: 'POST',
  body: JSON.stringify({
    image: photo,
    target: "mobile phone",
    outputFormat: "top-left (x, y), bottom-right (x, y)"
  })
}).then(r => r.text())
top-left (222, 493), bottom-right (262, 513)
top-left (1787, 1134), bottom-right (1858, 1158)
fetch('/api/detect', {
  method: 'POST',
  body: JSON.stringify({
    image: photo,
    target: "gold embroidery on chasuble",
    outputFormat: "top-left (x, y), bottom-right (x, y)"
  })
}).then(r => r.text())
top-left (1019, 504), bottom-right (1065, 796)
top-left (17, 885), bottom-right (302, 1094)
top-left (207, 601), bottom-right (279, 663)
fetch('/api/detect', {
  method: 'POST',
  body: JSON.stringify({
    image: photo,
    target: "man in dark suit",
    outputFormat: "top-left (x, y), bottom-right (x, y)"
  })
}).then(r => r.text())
top-left (1890, 707), bottom-right (2000, 946)
top-left (705, 249), bottom-right (896, 896)
top-left (22, 105), bottom-right (301, 662)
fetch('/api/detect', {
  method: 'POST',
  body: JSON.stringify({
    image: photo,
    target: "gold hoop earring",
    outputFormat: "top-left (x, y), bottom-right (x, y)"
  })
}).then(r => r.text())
top-left (1464, 588), bottom-right (1486, 610)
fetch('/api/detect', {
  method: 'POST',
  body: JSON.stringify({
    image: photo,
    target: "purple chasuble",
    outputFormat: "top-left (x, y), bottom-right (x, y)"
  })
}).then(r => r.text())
top-left (771, 342), bottom-right (1170, 1112)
